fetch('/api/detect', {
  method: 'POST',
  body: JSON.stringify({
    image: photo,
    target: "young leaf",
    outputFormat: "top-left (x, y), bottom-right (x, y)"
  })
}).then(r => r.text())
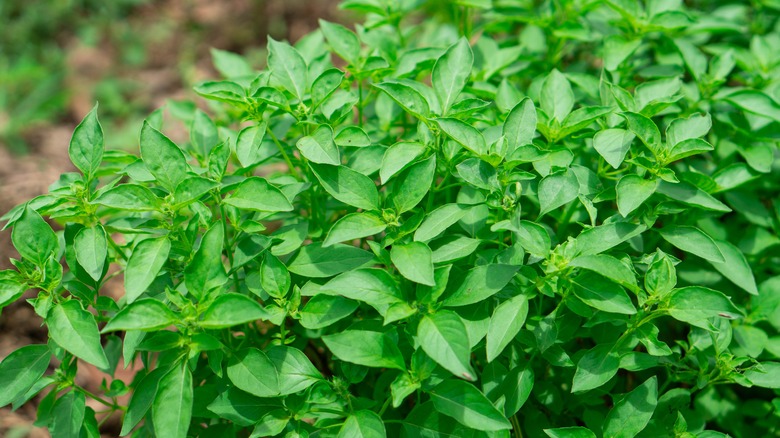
top-left (322, 330), bottom-right (406, 370)
top-left (74, 225), bottom-right (107, 281)
top-left (223, 177), bottom-right (294, 212)
top-left (102, 299), bottom-right (178, 332)
top-left (541, 69), bottom-right (574, 122)
top-left (417, 311), bottom-right (476, 380)
top-left (602, 376), bottom-right (657, 438)
top-left (152, 362), bottom-right (193, 438)
top-left (432, 37), bottom-right (473, 114)
top-left (616, 175), bottom-right (657, 217)
top-left (47, 300), bottom-right (109, 369)
top-left (391, 242), bottom-right (435, 286)
top-left (125, 237), bottom-right (171, 303)
top-left (428, 380), bottom-right (511, 431)
top-left (267, 37), bottom-right (308, 98)
top-left (11, 206), bottom-right (59, 267)
top-left (184, 223), bottom-right (229, 299)
top-left (68, 104), bottom-right (104, 178)
top-left (0, 345), bottom-right (50, 407)
top-left (323, 212), bottom-right (387, 247)
top-left (486, 294), bottom-right (529, 362)
top-left (310, 163), bottom-right (380, 211)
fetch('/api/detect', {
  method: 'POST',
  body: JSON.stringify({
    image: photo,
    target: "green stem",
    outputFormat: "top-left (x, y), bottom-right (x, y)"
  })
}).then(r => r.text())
top-left (266, 126), bottom-right (301, 180)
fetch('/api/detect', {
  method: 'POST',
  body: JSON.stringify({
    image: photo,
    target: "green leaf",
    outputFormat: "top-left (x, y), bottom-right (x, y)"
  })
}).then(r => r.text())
top-left (207, 388), bottom-right (280, 427)
top-left (541, 69), bottom-right (574, 122)
top-left (389, 155), bottom-right (436, 214)
top-left (744, 362), bottom-right (780, 389)
top-left (572, 344), bottom-right (620, 393)
top-left (433, 37), bottom-right (473, 114)
top-left (324, 212), bottom-right (387, 247)
top-left (622, 112), bottom-right (660, 153)
top-left (339, 410), bottom-right (387, 438)
top-left (666, 113), bottom-right (711, 147)
top-left (200, 293), bottom-right (271, 329)
top-left (50, 390), bottom-right (86, 438)
top-left (152, 362), bottom-right (193, 438)
top-left (288, 243), bottom-right (374, 278)
top-left (323, 330), bottom-right (406, 370)
top-left (210, 48), bottom-right (253, 78)
top-left (538, 169), bottom-right (579, 217)
top-left (93, 184), bottom-right (161, 211)
top-left (572, 271), bottom-right (636, 314)
top-left (569, 254), bottom-right (638, 292)
top-left (417, 311), bottom-right (475, 380)
top-left (435, 118), bottom-right (487, 155)
top-left (297, 124), bottom-right (340, 165)
top-left (266, 345), bottom-right (322, 395)
top-left (602, 376), bottom-right (657, 438)
top-left (267, 37), bottom-right (307, 98)
top-left (442, 264), bottom-right (519, 307)
top-left (47, 300), bottom-right (108, 369)
top-left (544, 427), bottom-right (597, 438)
top-left (235, 123), bottom-right (270, 168)
top-left (391, 242), bottom-right (435, 286)
top-left (74, 225), bottom-right (107, 281)
top-left (190, 109), bottom-right (219, 156)
top-left (602, 35), bottom-right (641, 71)
top-left (184, 223), bottom-right (228, 299)
top-left (173, 176), bottom-right (219, 207)
top-left (373, 80), bottom-right (430, 119)
top-left (430, 235), bottom-right (481, 263)
top-left (310, 163), bottom-right (380, 211)
top-left (0, 276), bottom-right (25, 309)
top-left (102, 299), bottom-right (177, 332)
top-left (120, 368), bottom-right (164, 435)
top-left (251, 410), bottom-right (289, 437)
top-left (227, 348), bottom-right (280, 397)
top-left (140, 121), bottom-right (192, 192)
top-left (414, 204), bottom-right (469, 242)
top-left (125, 237), bottom-right (171, 304)
top-left (429, 380), bottom-right (511, 431)
top-left (592, 128), bottom-right (635, 169)
top-left (667, 286), bottom-right (742, 329)
top-left (260, 254), bottom-right (291, 298)
top-left (723, 89), bottom-right (780, 124)
top-left (656, 181), bottom-right (731, 212)
top-left (299, 295), bottom-right (358, 329)
top-left (316, 268), bottom-right (405, 317)
top-left (319, 20), bottom-right (361, 66)
top-left (616, 175), bottom-right (657, 217)
top-left (12, 206), bottom-right (59, 266)
top-left (224, 177), bottom-right (294, 212)
top-left (0, 345), bottom-right (50, 407)
top-left (312, 69), bottom-right (345, 106)
top-left (380, 142), bottom-right (426, 184)
top-left (659, 225), bottom-right (725, 263)
top-left (456, 158), bottom-right (499, 191)
top-left (575, 222), bottom-right (645, 257)
top-left (503, 97), bottom-right (537, 154)
top-left (486, 294), bottom-right (528, 362)
top-left (335, 126), bottom-right (371, 147)
top-left (710, 240), bottom-right (758, 295)
top-left (68, 104), bottom-right (104, 177)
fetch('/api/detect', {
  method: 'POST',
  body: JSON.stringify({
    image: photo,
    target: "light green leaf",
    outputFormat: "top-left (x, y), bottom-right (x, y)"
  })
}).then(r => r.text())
top-left (316, 269), bottom-right (404, 317)
top-left (338, 410), bottom-right (387, 438)
top-left (140, 121), bottom-right (192, 192)
top-left (224, 177), bottom-right (294, 212)
top-left (200, 294), bottom-right (271, 329)
top-left (93, 184), bottom-right (161, 211)
top-left (0, 345), bottom-right (50, 407)
top-left (656, 181), bottom-right (731, 212)
top-left (710, 240), bottom-right (758, 295)
top-left (266, 345), bottom-right (322, 395)
top-left (744, 362), bottom-right (780, 389)
top-left (267, 37), bottom-right (307, 98)
top-left (414, 204), bottom-right (469, 242)
top-left (616, 175), bottom-right (657, 217)
top-left (572, 271), bottom-right (636, 314)
top-left (297, 125), bottom-right (340, 165)
top-left (152, 362), bottom-right (193, 438)
top-left (299, 295), bottom-right (358, 329)
top-left (125, 237), bottom-right (171, 303)
top-left (622, 112), bottom-right (660, 153)
top-left (541, 69), bottom-right (574, 122)
top-left (418, 311), bottom-right (475, 380)
top-left (486, 294), bottom-right (529, 362)
top-left (569, 254), bottom-right (638, 292)
top-left (659, 225), bottom-right (725, 263)
top-left (503, 97), bottom-right (537, 153)
top-left (592, 128), bottom-right (634, 169)
top-left (102, 299), bottom-right (177, 332)
top-left (433, 37), bottom-right (473, 114)
top-left (373, 80), bottom-right (430, 119)
top-left (538, 169), bottom-right (579, 217)
top-left (310, 163), bottom-right (380, 211)
top-left (260, 253), bottom-right (291, 298)
top-left (47, 300), bottom-right (108, 369)
top-left (74, 225), bottom-right (107, 281)
top-left (389, 155), bottom-right (436, 214)
top-left (12, 206), bottom-right (59, 266)
top-left (288, 243), bottom-right (374, 278)
top-left (575, 222), bottom-right (646, 257)
top-left (227, 348), bottom-right (280, 397)
top-left (51, 390), bottom-right (86, 438)
top-left (68, 104), bottom-right (104, 177)
top-left (572, 344), bottom-right (620, 393)
top-left (391, 242), bottom-right (435, 286)
top-left (544, 427), bottom-right (597, 438)
top-left (429, 380), bottom-right (511, 430)
top-left (380, 142), bottom-right (426, 184)
top-left (184, 223), bottom-right (228, 299)
top-left (319, 20), bottom-right (361, 66)
top-left (323, 330), bottom-right (405, 370)
top-left (324, 212), bottom-right (387, 247)
top-left (442, 264), bottom-right (519, 307)
top-left (435, 118), bottom-right (487, 155)
top-left (602, 377), bottom-right (658, 438)
top-left (667, 286), bottom-right (742, 329)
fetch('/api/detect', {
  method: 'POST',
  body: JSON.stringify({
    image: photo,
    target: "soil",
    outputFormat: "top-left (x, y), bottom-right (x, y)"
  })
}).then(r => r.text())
top-left (0, 0), bottom-right (342, 435)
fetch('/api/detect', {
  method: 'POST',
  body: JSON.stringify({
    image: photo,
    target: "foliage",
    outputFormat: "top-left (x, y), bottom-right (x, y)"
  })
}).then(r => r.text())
top-left (1, 0), bottom-right (780, 437)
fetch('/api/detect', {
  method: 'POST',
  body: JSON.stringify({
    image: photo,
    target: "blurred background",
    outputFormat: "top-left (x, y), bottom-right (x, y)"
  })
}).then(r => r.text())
top-left (0, 0), bottom-right (342, 435)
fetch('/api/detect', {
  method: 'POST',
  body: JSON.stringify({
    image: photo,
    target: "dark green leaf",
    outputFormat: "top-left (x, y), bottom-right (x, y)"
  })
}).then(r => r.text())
top-left (442, 264), bottom-right (519, 307)
top-left (125, 237), bottom-right (171, 303)
top-left (602, 377), bottom-right (657, 438)
top-left (418, 311), bottom-right (475, 380)
top-left (288, 243), bottom-right (374, 278)
top-left (666, 286), bottom-right (742, 329)
top-left (429, 380), bottom-right (511, 431)
top-left (0, 345), bottom-right (50, 407)
top-left (47, 300), bottom-right (108, 369)
top-left (200, 293), bottom-right (271, 329)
